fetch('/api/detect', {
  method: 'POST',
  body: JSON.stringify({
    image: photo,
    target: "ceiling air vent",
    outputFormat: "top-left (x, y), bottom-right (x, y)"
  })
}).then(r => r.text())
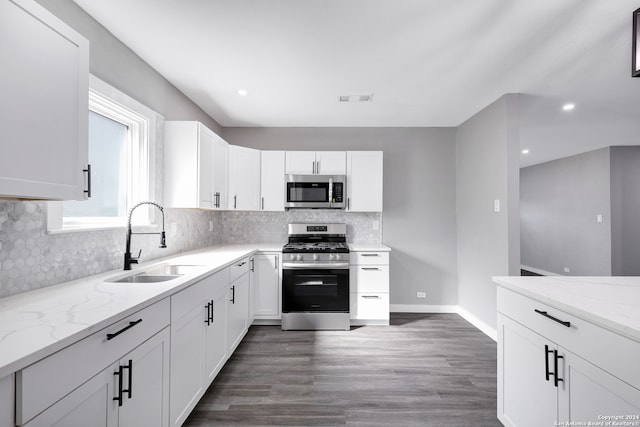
top-left (338, 94), bottom-right (374, 103)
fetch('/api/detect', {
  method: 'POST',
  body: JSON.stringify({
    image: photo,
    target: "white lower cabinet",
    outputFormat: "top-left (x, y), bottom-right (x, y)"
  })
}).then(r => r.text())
top-left (169, 269), bottom-right (228, 427)
top-left (24, 327), bottom-right (170, 427)
top-left (16, 299), bottom-right (170, 427)
top-left (0, 374), bottom-right (14, 427)
top-left (497, 287), bottom-right (640, 427)
top-left (349, 250), bottom-right (390, 325)
top-left (227, 270), bottom-right (250, 355)
top-left (251, 253), bottom-right (281, 320)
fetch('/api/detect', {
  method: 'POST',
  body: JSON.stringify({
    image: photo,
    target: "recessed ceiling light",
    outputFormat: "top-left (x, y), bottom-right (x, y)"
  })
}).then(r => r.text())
top-left (562, 103), bottom-right (575, 111)
top-left (521, 149), bottom-right (530, 154)
top-left (237, 89), bottom-right (248, 96)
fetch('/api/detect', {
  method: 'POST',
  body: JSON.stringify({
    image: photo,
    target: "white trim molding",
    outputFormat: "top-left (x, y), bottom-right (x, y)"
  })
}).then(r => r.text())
top-left (390, 304), bottom-right (497, 342)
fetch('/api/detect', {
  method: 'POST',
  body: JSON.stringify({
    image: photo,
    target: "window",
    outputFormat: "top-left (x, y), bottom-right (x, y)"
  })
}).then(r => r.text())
top-left (48, 76), bottom-right (159, 232)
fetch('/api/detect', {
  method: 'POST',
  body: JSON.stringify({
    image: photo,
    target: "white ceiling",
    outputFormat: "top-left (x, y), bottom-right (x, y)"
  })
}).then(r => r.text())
top-left (72, 0), bottom-right (640, 167)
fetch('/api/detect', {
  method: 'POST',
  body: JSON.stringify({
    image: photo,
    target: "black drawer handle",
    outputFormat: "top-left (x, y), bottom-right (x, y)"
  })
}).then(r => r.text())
top-left (361, 267), bottom-right (381, 271)
top-left (113, 365), bottom-right (123, 406)
top-left (107, 319), bottom-right (143, 340)
top-left (534, 309), bottom-right (571, 328)
top-left (361, 254), bottom-right (380, 257)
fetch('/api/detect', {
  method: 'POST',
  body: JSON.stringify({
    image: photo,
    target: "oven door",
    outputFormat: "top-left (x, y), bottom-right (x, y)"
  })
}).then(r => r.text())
top-left (282, 267), bottom-right (349, 312)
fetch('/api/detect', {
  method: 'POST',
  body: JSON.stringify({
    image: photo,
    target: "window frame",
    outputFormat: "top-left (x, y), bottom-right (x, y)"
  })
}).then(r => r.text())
top-left (47, 75), bottom-right (160, 233)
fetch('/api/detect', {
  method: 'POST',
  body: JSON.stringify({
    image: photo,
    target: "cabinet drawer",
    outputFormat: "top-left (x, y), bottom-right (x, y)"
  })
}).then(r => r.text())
top-left (16, 298), bottom-right (170, 425)
top-left (351, 251), bottom-right (389, 265)
top-left (229, 257), bottom-right (250, 282)
top-left (171, 268), bottom-right (229, 321)
top-left (350, 265), bottom-right (389, 293)
top-left (497, 287), bottom-right (640, 390)
top-left (350, 293), bottom-right (389, 320)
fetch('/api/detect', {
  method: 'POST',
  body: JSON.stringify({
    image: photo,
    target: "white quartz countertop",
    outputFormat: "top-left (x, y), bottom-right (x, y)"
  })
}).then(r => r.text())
top-left (348, 243), bottom-right (391, 252)
top-left (0, 243), bottom-right (281, 378)
top-left (493, 275), bottom-right (640, 343)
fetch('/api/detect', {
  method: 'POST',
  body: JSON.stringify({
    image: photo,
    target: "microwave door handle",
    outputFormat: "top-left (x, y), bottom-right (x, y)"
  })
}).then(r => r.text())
top-left (328, 178), bottom-right (333, 206)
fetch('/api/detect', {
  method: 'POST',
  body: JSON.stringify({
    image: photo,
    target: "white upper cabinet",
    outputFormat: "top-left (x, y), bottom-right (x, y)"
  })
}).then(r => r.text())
top-left (228, 145), bottom-right (261, 210)
top-left (0, 0), bottom-right (89, 200)
top-left (260, 151), bottom-right (285, 211)
top-left (346, 151), bottom-right (383, 212)
top-left (164, 121), bottom-right (228, 210)
top-left (285, 151), bottom-right (346, 175)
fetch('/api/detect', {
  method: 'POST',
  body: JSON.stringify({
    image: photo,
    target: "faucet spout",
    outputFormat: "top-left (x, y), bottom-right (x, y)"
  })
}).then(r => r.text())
top-left (124, 201), bottom-right (167, 270)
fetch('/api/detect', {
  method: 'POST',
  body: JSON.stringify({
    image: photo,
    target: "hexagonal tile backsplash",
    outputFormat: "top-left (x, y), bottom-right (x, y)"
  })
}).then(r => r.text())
top-left (0, 200), bottom-right (381, 298)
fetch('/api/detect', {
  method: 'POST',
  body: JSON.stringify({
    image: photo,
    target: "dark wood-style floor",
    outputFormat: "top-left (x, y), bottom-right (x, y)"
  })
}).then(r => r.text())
top-left (183, 313), bottom-right (500, 427)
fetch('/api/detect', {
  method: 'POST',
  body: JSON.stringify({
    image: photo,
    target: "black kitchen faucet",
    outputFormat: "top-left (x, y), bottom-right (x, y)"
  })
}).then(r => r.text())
top-left (124, 201), bottom-right (167, 270)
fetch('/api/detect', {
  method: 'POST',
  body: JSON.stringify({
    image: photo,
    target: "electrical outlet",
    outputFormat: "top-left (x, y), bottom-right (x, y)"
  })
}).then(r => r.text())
top-left (209, 220), bottom-right (214, 232)
top-left (372, 220), bottom-right (379, 230)
top-left (171, 221), bottom-right (178, 237)
top-left (596, 214), bottom-right (603, 223)
top-left (417, 292), bottom-right (426, 299)
top-left (563, 267), bottom-right (570, 273)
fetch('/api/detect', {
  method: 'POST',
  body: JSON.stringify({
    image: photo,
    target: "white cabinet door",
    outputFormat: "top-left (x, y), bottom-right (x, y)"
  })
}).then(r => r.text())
top-left (0, 375), bottom-right (14, 427)
top-left (118, 328), bottom-right (170, 427)
top-left (260, 151), bottom-right (285, 211)
top-left (198, 127), bottom-right (215, 209)
top-left (497, 314), bottom-right (558, 427)
top-left (227, 273), bottom-right (250, 354)
top-left (229, 145), bottom-right (261, 210)
top-left (169, 299), bottom-right (206, 426)
top-left (0, 0), bottom-right (89, 200)
top-left (204, 284), bottom-right (228, 383)
top-left (316, 151), bottom-right (346, 175)
top-left (211, 134), bottom-right (229, 209)
top-left (347, 151), bottom-right (383, 212)
top-left (24, 364), bottom-right (117, 427)
top-left (558, 347), bottom-right (640, 424)
top-left (165, 121), bottom-right (229, 209)
top-left (285, 151), bottom-right (316, 174)
top-left (253, 254), bottom-right (281, 319)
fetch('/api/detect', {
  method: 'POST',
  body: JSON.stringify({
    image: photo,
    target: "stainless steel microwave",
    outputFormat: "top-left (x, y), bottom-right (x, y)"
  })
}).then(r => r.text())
top-left (285, 175), bottom-right (346, 209)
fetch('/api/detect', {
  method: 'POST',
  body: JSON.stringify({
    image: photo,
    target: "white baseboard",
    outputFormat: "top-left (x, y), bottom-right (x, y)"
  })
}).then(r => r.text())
top-left (390, 304), bottom-right (458, 313)
top-left (390, 304), bottom-right (497, 342)
top-left (456, 306), bottom-right (497, 342)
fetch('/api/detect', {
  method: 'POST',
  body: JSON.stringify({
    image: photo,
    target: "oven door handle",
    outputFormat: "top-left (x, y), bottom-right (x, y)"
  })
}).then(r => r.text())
top-left (282, 262), bottom-right (350, 269)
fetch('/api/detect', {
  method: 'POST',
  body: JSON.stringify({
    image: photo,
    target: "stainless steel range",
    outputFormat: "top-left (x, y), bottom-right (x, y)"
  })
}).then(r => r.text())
top-left (281, 223), bottom-right (350, 331)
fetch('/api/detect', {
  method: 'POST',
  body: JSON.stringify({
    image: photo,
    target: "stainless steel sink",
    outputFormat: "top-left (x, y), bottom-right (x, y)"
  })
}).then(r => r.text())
top-left (109, 274), bottom-right (182, 283)
top-left (145, 264), bottom-right (204, 275)
top-left (106, 263), bottom-right (205, 283)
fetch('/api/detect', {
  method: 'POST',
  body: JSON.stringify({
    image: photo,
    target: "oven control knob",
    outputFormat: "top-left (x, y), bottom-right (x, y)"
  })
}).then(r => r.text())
top-left (296, 254), bottom-right (303, 261)
top-left (313, 254), bottom-right (319, 261)
top-left (335, 254), bottom-right (341, 261)
top-left (329, 254), bottom-right (334, 261)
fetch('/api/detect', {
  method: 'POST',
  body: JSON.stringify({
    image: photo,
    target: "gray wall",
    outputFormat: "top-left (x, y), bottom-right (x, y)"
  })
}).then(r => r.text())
top-left (223, 127), bottom-right (459, 307)
top-left (611, 146), bottom-right (640, 276)
top-left (35, 0), bottom-right (221, 133)
top-left (456, 95), bottom-right (520, 332)
top-left (520, 147), bottom-right (612, 276)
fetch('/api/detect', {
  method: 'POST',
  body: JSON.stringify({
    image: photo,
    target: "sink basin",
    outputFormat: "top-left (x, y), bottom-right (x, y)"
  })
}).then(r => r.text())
top-left (106, 263), bottom-right (205, 283)
top-left (109, 274), bottom-right (182, 283)
top-left (145, 264), bottom-right (204, 275)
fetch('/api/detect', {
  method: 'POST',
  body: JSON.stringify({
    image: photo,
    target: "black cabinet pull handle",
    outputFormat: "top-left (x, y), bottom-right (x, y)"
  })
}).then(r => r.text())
top-left (231, 285), bottom-right (236, 304)
top-left (234, 195), bottom-right (237, 209)
top-left (83, 164), bottom-right (92, 198)
top-left (113, 365), bottom-right (123, 406)
top-left (210, 299), bottom-right (214, 323)
top-left (107, 319), bottom-right (143, 341)
top-left (544, 345), bottom-right (553, 382)
top-left (553, 350), bottom-right (564, 387)
top-left (205, 302), bottom-right (212, 325)
top-left (122, 359), bottom-right (133, 399)
top-left (250, 258), bottom-right (255, 272)
top-left (534, 309), bottom-right (571, 328)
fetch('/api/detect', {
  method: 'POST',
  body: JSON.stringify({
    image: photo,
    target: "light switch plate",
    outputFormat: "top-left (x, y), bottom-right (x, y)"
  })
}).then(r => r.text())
top-left (494, 199), bottom-right (501, 212)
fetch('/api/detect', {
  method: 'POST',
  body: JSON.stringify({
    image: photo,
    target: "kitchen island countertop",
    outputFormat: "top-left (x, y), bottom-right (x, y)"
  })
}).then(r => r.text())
top-left (493, 275), bottom-right (640, 343)
top-left (0, 243), bottom-right (281, 378)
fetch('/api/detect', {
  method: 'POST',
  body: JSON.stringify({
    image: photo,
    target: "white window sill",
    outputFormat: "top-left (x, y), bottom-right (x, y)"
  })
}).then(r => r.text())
top-left (48, 223), bottom-right (158, 235)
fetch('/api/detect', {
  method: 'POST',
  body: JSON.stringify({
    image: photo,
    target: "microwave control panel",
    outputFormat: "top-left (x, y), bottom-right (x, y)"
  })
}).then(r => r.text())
top-left (333, 183), bottom-right (344, 203)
